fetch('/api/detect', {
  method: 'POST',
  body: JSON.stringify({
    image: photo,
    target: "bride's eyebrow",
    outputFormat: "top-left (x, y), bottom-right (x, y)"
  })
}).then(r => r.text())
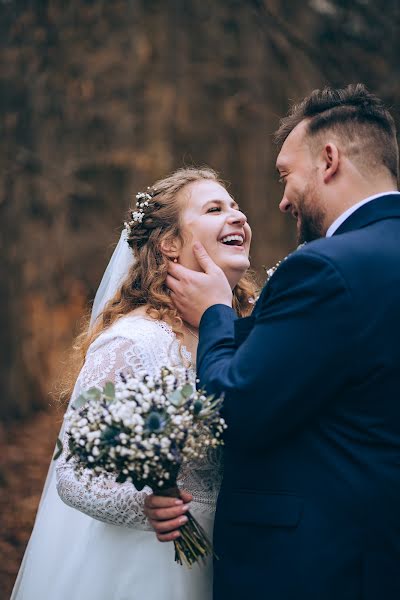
top-left (203, 199), bottom-right (239, 209)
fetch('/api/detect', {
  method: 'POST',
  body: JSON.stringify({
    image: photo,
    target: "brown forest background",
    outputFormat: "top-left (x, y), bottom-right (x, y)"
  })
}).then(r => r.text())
top-left (1, 0), bottom-right (400, 596)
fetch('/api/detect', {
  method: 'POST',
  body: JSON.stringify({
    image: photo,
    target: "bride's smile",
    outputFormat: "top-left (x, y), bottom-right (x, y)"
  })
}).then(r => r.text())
top-left (174, 179), bottom-right (252, 289)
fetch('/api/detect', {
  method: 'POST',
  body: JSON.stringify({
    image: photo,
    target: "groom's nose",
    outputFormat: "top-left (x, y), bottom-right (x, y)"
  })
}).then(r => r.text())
top-left (279, 195), bottom-right (291, 213)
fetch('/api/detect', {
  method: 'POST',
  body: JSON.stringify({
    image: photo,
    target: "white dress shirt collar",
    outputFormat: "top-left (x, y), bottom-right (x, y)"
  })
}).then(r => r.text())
top-left (326, 191), bottom-right (400, 237)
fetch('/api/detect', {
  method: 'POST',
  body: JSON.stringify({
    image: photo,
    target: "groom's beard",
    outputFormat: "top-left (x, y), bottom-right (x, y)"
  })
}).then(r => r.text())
top-left (296, 184), bottom-right (326, 244)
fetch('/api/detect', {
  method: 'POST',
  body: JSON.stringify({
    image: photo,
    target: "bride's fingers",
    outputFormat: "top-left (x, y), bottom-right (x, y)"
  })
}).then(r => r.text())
top-left (145, 503), bottom-right (190, 521)
top-left (178, 489), bottom-right (193, 503)
top-left (145, 494), bottom-right (184, 509)
top-left (151, 515), bottom-right (188, 534)
top-left (157, 530), bottom-right (181, 543)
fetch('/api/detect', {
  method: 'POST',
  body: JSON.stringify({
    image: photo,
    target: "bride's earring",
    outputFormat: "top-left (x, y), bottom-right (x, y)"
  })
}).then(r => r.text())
top-left (173, 257), bottom-right (178, 263)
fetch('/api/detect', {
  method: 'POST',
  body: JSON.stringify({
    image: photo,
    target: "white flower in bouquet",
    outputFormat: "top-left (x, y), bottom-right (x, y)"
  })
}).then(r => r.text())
top-left (55, 367), bottom-right (226, 567)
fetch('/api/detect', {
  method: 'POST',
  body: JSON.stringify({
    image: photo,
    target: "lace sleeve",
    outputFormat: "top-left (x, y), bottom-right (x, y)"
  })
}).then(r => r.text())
top-left (56, 336), bottom-right (152, 530)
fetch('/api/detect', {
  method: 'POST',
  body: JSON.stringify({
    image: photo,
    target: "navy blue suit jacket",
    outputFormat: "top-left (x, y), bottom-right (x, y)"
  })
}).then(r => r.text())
top-left (197, 195), bottom-right (400, 600)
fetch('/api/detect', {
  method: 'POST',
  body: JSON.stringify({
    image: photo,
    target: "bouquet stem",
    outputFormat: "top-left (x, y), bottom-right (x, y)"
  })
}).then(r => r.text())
top-left (159, 486), bottom-right (215, 568)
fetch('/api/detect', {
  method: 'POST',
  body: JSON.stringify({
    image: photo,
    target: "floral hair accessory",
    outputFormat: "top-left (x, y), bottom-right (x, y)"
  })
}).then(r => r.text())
top-left (124, 188), bottom-right (158, 234)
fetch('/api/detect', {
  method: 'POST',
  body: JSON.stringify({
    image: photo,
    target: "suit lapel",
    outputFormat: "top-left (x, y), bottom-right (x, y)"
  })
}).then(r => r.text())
top-left (234, 270), bottom-right (274, 346)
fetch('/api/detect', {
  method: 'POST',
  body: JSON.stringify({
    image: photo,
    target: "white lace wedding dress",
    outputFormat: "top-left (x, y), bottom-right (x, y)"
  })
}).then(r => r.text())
top-left (11, 315), bottom-right (222, 600)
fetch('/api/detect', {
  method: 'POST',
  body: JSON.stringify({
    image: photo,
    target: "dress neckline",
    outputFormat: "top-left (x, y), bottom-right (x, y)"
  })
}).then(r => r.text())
top-left (121, 313), bottom-right (195, 368)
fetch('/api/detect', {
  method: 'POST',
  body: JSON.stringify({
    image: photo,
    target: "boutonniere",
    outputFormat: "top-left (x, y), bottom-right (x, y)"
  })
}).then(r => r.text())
top-left (264, 242), bottom-right (307, 283)
top-left (265, 258), bottom-right (284, 283)
top-left (249, 244), bottom-right (307, 309)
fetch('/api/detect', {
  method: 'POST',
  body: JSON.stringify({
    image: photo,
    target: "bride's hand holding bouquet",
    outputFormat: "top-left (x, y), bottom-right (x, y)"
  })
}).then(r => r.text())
top-left (56, 366), bottom-right (226, 567)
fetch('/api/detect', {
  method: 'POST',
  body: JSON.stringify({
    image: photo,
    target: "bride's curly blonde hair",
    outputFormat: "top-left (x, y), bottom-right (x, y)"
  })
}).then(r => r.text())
top-left (63, 167), bottom-right (257, 400)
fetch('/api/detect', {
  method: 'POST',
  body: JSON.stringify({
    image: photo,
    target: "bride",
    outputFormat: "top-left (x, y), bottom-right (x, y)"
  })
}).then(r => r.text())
top-left (11, 167), bottom-right (255, 600)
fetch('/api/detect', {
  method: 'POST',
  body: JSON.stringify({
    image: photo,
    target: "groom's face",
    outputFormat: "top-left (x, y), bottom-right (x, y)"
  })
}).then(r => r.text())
top-left (276, 121), bottom-right (327, 244)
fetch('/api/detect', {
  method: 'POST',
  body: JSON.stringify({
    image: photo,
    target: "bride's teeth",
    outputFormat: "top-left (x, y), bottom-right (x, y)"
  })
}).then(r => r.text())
top-left (221, 234), bottom-right (244, 244)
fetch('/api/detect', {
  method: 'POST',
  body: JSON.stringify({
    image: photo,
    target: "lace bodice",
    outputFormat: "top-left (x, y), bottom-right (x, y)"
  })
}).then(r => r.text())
top-left (56, 315), bottom-right (223, 530)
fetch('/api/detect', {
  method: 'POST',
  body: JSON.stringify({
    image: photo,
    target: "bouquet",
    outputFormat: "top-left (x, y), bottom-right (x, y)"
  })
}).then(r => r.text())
top-left (56, 367), bottom-right (226, 567)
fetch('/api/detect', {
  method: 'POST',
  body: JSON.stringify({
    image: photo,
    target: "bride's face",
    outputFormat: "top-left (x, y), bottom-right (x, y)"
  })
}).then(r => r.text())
top-left (177, 180), bottom-right (251, 287)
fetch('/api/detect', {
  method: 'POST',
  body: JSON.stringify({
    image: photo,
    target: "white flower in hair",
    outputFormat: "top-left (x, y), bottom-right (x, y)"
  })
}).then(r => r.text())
top-left (124, 188), bottom-right (157, 235)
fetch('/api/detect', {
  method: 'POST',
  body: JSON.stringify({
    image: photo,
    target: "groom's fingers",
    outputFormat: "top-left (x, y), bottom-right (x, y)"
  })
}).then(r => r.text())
top-left (165, 274), bottom-right (180, 293)
top-left (167, 260), bottom-right (193, 280)
top-left (166, 282), bottom-right (190, 315)
top-left (192, 241), bottom-right (218, 274)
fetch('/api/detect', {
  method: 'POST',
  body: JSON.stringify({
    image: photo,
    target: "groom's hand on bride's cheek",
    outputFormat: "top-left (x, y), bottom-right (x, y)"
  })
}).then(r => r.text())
top-left (166, 242), bottom-right (232, 327)
top-left (144, 490), bottom-right (193, 542)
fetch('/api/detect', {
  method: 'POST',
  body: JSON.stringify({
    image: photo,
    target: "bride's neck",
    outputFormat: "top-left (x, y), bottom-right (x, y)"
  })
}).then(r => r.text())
top-left (128, 305), bottom-right (150, 317)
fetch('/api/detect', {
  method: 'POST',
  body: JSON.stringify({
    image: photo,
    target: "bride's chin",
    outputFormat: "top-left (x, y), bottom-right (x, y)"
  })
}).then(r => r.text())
top-left (228, 256), bottom-right (250, 270)
top-left (219, 261), bottom-right (250, 288)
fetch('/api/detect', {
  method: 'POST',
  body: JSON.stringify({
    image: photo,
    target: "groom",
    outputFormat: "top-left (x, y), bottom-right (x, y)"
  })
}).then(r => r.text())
top-left (147, 84), bottom-right (400, 599)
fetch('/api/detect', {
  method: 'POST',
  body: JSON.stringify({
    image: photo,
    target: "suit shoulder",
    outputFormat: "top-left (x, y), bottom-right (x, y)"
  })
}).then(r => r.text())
top-left (264, 240), bottom-right (349, 302)
top-left (280, 238), bottom-right (345, 275)
top-left (294, 231), bottom-right (368, 266)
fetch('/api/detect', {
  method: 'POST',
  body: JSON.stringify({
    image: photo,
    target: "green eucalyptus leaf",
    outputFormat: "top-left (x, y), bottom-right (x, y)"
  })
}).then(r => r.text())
top-left (168, 389), bottom-right (183, 406)
top-left (181, 383), bottom-right (194, 399)
top-left (52, 437), bottom-right (63, 461)
top-left (104, 382), bottom-right (116, 402)
top-left (72, 394), bottom-right (87, 410)
top-left (86, 387), bottom-right (102, 400)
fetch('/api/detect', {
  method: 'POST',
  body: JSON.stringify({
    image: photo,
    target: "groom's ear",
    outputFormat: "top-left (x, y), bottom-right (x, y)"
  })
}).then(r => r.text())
top-left (160, 236), bottom-right (182, 259)
top-left (322, 142), bottom-right (339, 183)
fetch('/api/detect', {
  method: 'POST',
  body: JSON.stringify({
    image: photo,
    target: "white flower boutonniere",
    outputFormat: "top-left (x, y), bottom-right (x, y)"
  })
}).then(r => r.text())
top-left (249, 244), bottom-right (307, 309)
top-left (264, 242), bottom-right (307, 283)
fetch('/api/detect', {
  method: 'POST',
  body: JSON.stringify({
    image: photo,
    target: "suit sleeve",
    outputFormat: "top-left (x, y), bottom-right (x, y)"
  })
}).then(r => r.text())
top-left (197, 250), bottom-right (355, 449)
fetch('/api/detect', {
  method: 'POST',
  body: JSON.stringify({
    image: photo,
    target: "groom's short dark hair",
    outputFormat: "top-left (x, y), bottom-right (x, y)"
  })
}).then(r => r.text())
top-left (275, 83), bottom-right (399, 181)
